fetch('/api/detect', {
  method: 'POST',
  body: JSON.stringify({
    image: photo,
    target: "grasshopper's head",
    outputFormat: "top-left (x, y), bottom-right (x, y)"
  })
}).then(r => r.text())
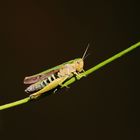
top-left (74, 43), bottom-right (89, 72)
top-left (68, 44), bottom-right (89, 72)
top-left (73, 58), bottom-right (84, 72)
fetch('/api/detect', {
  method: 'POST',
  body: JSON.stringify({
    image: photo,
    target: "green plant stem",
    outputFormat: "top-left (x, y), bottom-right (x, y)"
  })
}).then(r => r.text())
top-left (0, 97), bottom-right (30, 110)
top-left (0, 42), bottom-right (140, 110)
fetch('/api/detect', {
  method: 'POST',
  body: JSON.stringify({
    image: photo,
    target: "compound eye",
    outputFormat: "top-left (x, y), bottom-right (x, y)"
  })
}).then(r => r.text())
top-left (77, 61), bottom-right (80, 64)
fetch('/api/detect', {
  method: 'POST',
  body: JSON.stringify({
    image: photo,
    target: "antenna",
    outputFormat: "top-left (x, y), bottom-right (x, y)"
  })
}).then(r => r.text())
top-left (82, 43), bottom-right (90, 59)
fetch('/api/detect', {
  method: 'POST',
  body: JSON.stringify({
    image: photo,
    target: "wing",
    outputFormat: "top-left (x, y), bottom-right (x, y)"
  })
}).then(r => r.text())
top-left (23, 59), bottom-right (78, 84)
top-left (24, 69), bottom-right (59, 84)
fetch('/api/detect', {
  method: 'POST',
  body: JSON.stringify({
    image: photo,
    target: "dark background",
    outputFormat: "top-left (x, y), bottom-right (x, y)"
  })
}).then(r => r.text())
top-left (0, 0), bottom-right (140, 140)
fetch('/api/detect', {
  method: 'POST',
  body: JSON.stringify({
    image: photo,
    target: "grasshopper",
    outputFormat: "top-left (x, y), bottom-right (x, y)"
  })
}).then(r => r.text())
top-left (24, 45), bottom-right (89, 99)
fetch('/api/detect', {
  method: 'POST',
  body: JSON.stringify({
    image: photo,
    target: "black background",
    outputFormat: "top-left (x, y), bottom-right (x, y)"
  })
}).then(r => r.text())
top-left (0, 0), bottom-right (140, 140)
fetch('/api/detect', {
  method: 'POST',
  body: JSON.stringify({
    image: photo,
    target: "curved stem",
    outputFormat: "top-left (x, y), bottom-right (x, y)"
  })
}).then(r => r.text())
top-left (0, 97), bottom-right (30, 110)
top-left (0, 42), bottom-right (140, 110)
